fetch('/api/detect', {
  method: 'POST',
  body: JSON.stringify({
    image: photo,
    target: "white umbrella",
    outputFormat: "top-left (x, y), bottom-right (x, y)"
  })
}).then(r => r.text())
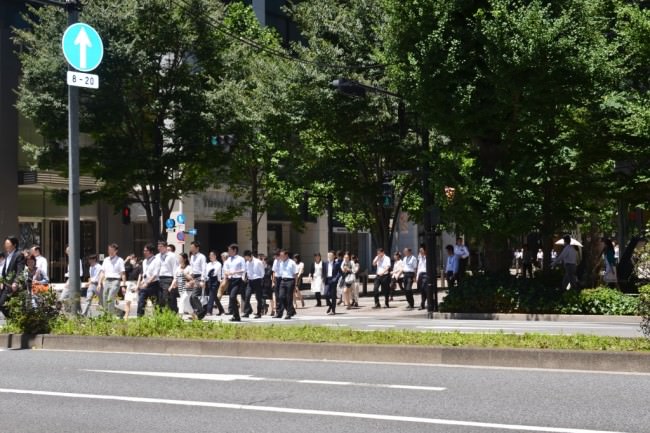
top-left (555, 238), bottom-right (583, 247)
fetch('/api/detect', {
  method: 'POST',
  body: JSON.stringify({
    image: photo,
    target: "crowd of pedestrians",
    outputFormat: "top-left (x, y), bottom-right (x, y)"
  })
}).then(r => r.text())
top-left (2, 231), bottom-right (625, 320)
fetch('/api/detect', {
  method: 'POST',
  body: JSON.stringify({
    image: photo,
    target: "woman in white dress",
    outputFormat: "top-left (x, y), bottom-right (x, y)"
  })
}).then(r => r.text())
top-left (293, 254), bottom-right (305, 309)
top-left (170, 253), bottom-right (195, 318)
top-left (350, 254), bottom-right (361, 308)
top-left (309, 253), bottom-right (325, 307)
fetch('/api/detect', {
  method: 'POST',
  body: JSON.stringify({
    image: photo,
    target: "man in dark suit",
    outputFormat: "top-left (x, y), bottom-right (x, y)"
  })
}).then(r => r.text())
top-left (324, 250), bottom-right (342, 315)
top-left (0, 236), bottom-right (26, 319)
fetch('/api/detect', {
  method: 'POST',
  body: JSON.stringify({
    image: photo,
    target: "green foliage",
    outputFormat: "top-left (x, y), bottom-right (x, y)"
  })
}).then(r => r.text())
top-left (440, 275), bottom-right (640, 315)
top-left (288, 0), bottom-right (423, 251)
top-left (6, 290), bottom-right (60, 335)
top-left (559, 288), bottom-right (640, 316)
top-left (639, 285), bottom-right (650, 338)
top-left (29, 310), bottom-right (650, 351)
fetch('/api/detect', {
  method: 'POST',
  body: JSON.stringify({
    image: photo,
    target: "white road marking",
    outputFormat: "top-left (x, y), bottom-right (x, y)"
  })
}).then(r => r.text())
top-left (84, 370), bottom-right (262, 381)
top-left (0, 388), bottom-right (628, 433)
top-left (299, 379), bottom-right (352, 386)
top-left (367, 324), bottom-right (395, 328)
top-left (83, 369), bottom-right (446, 391)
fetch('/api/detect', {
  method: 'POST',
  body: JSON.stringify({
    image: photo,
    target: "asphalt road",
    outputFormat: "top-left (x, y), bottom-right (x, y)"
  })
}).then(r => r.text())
top-left (0, 349), bottom-right (647, 433)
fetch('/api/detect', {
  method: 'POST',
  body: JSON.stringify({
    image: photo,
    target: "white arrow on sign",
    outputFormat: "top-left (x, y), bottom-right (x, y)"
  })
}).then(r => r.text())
top-left (74, 27), bottom-right (92, 70)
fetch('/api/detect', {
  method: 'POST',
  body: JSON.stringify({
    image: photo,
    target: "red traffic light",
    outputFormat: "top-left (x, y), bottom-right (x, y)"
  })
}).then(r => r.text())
top-left (121, 206), bottom-right (131, 224)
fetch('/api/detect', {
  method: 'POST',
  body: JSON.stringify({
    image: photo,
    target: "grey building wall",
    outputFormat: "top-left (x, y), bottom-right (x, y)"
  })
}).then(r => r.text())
top-left (0, 1), bottom-right (23, 237)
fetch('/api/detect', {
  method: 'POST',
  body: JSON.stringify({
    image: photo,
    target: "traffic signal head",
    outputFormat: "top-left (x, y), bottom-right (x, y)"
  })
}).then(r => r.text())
top-left (121, 206), bottom-right (131, 225)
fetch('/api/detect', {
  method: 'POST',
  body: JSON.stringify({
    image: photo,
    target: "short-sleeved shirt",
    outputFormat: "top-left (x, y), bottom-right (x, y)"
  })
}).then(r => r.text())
top-left (101, 255), bottom-right (125, 279)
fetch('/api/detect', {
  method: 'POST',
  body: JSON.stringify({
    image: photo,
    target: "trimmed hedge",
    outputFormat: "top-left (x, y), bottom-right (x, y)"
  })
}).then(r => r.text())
top-left (440, 275), bottom-right (640, 315)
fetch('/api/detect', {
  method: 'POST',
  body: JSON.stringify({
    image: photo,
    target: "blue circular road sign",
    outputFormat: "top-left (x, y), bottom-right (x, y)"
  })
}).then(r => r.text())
top-left (165, 219), bottom-right (176, 229)
top-left (61, 23), bottom-right (104, 72)
top-left (176, 214), bottom-right (186, 225)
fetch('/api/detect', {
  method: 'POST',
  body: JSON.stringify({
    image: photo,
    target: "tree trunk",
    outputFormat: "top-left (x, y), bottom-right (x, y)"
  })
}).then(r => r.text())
top-left (250, 172), bottom-right (259, 253)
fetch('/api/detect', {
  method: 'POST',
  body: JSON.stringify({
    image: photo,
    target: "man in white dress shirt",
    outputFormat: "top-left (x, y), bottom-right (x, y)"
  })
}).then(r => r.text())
top-left (372, 248), bottom-right (392, 309)
top-left (223, 243), bottom-right (246, 321)
top-left (454, 237), bottom-right (470, 282)
top-left (401, 248), bottom-right (417, 310)
top-left (98, 243), bottom-right (126, 317)
top-left (137, 243), bottom-right (161, 317)
top-left (416, 245), bottom-right (429, 310)
top-left (243, 250), bottom-right (265, 318)
top-left (551, 235), bottom-right (580, 291)
top-left (189, 241), bottom-right (207, 320)
top-left (273, 249), bottom-right (297, 319)
top-left (82, 254), bottom-right (102, 316)
top-left (157, 241), bottom-right (178, 313)
top-left (30, 245), bottom-right (49, 283)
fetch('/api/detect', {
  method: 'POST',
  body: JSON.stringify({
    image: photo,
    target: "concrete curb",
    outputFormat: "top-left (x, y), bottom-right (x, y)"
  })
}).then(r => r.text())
top-left (431, 313), bottom-right (643, 323)
top-left (3, 334), bottom-right (649, 373)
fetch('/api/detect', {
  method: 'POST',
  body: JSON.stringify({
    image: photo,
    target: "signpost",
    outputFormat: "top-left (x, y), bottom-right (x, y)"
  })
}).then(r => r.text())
top-left (61, 8), bottom-right (103, 314)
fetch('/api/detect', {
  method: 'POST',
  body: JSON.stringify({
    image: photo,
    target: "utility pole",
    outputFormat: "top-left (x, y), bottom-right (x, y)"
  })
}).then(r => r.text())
top-left (422, 129), bottom-right (438, 318)
top-left (66, 0), bottom-right (81, 314)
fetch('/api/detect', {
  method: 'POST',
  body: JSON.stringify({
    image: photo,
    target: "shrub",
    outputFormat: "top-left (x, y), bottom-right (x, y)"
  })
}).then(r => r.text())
top-left (6, 289), bottom-right (61, 334)
top-left (639, 285), bottom-right (650, 338)
top-left (440, 275), bottom-right (640, 315)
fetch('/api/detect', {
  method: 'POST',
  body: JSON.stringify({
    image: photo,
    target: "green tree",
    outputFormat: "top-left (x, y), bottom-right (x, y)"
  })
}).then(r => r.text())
top-left (207, 3), bottom-right (304, 253)
top-left (15, 0), bottom-right (228, 240)
top-left (384, 0), bottom-right (618, 272)
top-left (288, 0), bottom-right (423, 252)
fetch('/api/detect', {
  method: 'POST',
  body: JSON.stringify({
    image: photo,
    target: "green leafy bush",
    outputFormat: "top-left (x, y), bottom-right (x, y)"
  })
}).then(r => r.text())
top-left (639, 285), bottom-right (650, 338)
top-left (440, 275), bottom-right (640, 315)
top-left (6, 290), bottom-right (61, 334)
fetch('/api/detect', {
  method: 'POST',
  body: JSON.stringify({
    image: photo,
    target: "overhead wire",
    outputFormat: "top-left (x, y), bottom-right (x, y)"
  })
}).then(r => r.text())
top-left (169, 0), bottom-right (389, 73)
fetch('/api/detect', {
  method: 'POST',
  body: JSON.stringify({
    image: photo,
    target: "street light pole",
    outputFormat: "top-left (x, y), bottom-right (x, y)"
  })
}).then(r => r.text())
top-left (421, 129), bottom-right (438, 317)
top-left (66, 0), bottom-right (81, 314)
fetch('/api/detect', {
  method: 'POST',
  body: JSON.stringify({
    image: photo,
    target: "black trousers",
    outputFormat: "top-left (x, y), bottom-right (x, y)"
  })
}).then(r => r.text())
top-left (228, 278), bottom-right (244, 320)
top-left (137, 281), bottom-right (161, 317)
top-left (403, 272), bottom-right (415, 307)
top-left (417, 273), bottom-right (428, 308)
top-left (0, 286), bottom-right (15, 319)
top-left (206, 277), bottom-right (225, 315)
top-left (373, 274), bottom-right (390, 306)
top-left (244, 279), bottom-right (263, 315)
top-left (158, 277), bottom-right (177, 313)
top-left (189, 275), bottom-right (206, 319)
top-left (325, 277), bottom-right (338, 312)
top-left (277, 278), bottom-right (295, 317)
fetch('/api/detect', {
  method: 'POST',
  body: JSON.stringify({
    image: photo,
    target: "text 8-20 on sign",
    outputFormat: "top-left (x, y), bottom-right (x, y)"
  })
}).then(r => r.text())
top-left (67, 71), bottom-right (99, 89)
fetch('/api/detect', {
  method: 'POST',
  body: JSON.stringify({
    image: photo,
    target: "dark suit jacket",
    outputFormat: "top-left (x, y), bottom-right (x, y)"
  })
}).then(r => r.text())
top-left (2, 250), bottom-right (26, 290)
top-left (324, 259), bottom-right (342, 282)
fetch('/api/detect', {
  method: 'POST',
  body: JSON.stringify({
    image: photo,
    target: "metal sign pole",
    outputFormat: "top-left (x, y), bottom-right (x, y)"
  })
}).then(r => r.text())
top-left (66, 0), bottom-right (81, 314)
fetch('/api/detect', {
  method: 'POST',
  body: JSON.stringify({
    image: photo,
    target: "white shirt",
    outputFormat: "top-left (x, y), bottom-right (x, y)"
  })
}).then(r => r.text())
top-left (246, 257), bottom-right (265, 280)
top-left (157, 252), bottom-right (177, 277)
top-left (392, 259), bottom-right (404, 278)
top-left (65, 259), bottom-right (83, 278)
top-left (190, 252), bottom-right (207, 280)
top-left (35, 255), bottom-right (48, 281)
top-left (326, 260), bottom-right (333, 278)
top-left (553, 245), bottom-right (578, 266)
top-left (402, 255), bottom-right (417, 273)
top-left (276, 258), bottom-right (297, 279)
top-left (224, 255), bottom-right (246, 279)
top-left (417, 255), bottom-right (427, 275)
top-left (142, 255), bottom-right (161, 283)
top-left (454, 244), bottom-right (469, 259)
top-left (101, 255), bottom-right (125, 279)
top-left (374, 255), bottom-right (391, 276)
top-left (206, 260), bottom-right (222, 281)
top-left (88, 263), bottom-right (102, 284)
